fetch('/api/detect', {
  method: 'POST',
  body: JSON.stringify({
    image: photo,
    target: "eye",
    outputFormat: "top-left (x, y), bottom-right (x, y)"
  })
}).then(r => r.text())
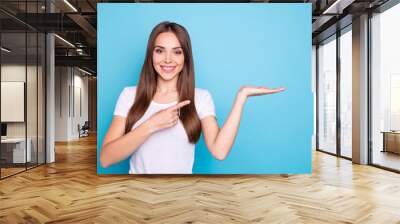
top-left (174, 50), bottom-right (183, 55)
top-left (154, 48), bottom-right (163, 54)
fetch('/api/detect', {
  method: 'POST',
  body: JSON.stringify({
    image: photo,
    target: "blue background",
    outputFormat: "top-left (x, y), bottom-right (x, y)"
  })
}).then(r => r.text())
top-left (97, 3), bottom-right (312, 174)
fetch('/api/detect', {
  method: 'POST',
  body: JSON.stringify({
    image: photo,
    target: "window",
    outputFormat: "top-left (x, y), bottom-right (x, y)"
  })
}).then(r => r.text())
top-left (371, 2), bottom-right (400, 171)
top-left (339, 28), bottom-right (352, 158)
top-left (318, 36), bottom-right (337, 154)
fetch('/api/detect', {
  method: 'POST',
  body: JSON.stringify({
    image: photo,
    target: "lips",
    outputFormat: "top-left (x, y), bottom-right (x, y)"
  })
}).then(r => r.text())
top-left (160, 65), bottom-right (176, 73)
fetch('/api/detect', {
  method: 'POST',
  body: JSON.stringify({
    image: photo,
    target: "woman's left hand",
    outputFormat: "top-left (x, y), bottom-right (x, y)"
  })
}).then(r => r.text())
top-left (237, 86), bottom-right (286, 99)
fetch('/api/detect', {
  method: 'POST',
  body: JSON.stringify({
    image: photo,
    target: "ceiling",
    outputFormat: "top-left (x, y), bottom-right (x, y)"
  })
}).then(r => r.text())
top-left (0, 0), bottom-right (392, 76)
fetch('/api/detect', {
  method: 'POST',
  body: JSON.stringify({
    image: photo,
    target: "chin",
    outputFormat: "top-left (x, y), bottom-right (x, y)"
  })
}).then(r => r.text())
top-left (159, 75), bottom-right (178, 81)
top-left (158, 71), bottom-right (180, 81)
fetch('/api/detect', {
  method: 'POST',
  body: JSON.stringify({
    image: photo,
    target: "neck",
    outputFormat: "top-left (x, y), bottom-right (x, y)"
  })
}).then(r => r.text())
top-left (156, 76), bottom-right (178, 93)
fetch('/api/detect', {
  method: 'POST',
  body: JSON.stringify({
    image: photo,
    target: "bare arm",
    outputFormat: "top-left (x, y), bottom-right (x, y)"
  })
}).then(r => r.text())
top-left (100, 100), bottom-right (191, 168)
top-left (201, 86), bottom-right (285, 160)
top-left (100, 116), bottom-right (152, 168)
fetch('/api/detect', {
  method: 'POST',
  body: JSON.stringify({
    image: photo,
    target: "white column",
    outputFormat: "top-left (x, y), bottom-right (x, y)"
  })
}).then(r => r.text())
top-left (352, 14), bottom-right (369, 164)
top-left (46, 33), bottom-right (55, 163)
top-left (46, 1), bottom-right (55, 163)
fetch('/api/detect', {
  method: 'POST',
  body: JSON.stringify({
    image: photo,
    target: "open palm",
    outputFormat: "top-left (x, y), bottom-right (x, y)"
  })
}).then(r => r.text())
top-left (239, 86), bottom-right (286, 97)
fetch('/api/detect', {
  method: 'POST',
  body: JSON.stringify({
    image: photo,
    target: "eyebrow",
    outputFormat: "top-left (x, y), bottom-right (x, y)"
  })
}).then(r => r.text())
top-left (154, 45), bottom-right (182, 50)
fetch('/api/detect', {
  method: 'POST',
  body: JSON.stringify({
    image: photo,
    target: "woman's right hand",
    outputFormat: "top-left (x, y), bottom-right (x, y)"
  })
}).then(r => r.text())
top-left (143, 100), bottom-right (191, 133)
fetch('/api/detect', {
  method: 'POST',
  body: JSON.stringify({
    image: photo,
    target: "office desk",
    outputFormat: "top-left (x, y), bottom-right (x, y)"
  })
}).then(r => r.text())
top-left (381, 131), bottom-right (400, 154)
top-left (1, 138), bottom-right (31, 163)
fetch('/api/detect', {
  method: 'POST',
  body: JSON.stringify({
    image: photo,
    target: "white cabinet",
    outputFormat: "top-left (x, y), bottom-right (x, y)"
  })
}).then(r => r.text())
top-left (1, 138), bottom-right (32, 163)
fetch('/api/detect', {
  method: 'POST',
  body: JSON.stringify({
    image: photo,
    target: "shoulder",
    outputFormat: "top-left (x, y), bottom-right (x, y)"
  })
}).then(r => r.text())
top-left (194, 88), bottom-right (216, 118)
top-left (119, 86), bottom-right (137, 99)
top-left (114, 86), bottom-right (137, 116)
top-left (195, 88), bottom-right (212, 99)
top-left (116, 86), bottom-right (137, 105)
top-left (122, 86), bottom-right (137, 95)
top-left (194, 88), bottom-right (214, 108)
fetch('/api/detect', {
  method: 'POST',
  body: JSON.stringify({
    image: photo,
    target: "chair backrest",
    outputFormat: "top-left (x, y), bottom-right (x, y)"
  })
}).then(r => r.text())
top-left (82, 121), bottom-right (90, 129)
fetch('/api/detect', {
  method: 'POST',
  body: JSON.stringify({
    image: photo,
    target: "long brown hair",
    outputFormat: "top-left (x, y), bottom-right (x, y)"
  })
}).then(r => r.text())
top-left (124, 21), bottom-right (202, 143)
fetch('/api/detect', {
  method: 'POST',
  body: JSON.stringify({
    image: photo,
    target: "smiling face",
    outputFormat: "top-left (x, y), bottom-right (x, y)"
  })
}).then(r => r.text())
top-left (152, 32), bottom-right (185, 82)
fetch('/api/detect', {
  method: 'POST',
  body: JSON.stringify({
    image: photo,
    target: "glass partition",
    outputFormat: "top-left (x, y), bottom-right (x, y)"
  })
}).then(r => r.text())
top-left (0, 1), bottom-right (46, 179)
top-left (339, 27), bottom-right (352, 158)
top-left (317, 35), bottom-right (337, 155)
top-left (1, 30), bottom-right (27, 178)
top-left (371, 3), bottom-right (400, 171)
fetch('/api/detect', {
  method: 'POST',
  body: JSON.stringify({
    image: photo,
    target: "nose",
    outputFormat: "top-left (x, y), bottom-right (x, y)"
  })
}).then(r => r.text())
top-left (164, 52), bottom-right (172, 63)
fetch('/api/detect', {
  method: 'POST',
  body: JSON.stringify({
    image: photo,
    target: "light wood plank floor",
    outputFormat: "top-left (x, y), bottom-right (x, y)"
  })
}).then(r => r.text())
top-left (373, 151), bottom-right (400, 171)
top-left (1, 167), bottom-right (26, 178)
top-left (1, 134), bottom-right (400, 224)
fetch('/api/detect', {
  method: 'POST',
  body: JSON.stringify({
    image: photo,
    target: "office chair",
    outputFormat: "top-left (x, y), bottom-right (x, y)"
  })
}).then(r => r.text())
top-left (78, 121), bottom-right (90, 138)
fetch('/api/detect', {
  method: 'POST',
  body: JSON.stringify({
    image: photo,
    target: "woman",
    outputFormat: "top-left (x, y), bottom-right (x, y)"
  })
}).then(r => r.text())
top-left (100, 21), bottom-right (285, 174)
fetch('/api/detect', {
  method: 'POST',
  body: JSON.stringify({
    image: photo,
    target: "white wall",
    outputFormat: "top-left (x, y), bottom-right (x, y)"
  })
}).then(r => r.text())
top-left (71, 72), bottom-right (89, 139)
top-left (1, 63), bottom-right (46, 164)
top-left (54, 67), bottom-right (89, 141)
top-left (55, 66), bottom-right (69, 141)
top-left (1, 65), bottom-right (40, 138)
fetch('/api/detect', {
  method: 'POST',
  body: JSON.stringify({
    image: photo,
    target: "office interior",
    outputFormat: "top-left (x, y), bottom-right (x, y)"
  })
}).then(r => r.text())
top-left (1, 0), bottom-right (97, 179)
top-left (0, 0), bottom-right (399, 222)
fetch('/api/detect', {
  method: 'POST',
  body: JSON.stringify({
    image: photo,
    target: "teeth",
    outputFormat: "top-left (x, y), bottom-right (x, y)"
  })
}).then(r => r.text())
top-left (161, 66), bottom-right (175, 72)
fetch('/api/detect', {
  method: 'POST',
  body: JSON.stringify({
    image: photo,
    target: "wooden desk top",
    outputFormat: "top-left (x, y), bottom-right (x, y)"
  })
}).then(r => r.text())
top-left (381, 131), bottom-right (400, 134)
top-left (1, 138), bottom-right (29, 143)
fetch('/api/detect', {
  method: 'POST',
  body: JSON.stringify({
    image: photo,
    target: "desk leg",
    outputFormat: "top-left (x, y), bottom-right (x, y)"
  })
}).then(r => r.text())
top-left (382, 133), bottom-right (386, 153)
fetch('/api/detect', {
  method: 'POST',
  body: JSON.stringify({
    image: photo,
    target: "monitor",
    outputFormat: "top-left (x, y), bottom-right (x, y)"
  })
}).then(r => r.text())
top-left (1, 123), bottom-right (7, 137)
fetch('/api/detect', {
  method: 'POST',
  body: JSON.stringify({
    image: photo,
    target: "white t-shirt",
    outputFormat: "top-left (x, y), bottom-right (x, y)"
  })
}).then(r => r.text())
top-left (113, 86), bottom-right (216, 174)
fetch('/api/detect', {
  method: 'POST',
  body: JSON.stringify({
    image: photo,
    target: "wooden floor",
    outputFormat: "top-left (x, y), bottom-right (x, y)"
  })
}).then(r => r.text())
top-left (1, 135), bottom-right (400, 223)
top-left (373, 150), bottom-right (400, 171)
top-left (1, 167), bottom-right (26, 178)
top-left (1, 163), bottom-right (45, 178)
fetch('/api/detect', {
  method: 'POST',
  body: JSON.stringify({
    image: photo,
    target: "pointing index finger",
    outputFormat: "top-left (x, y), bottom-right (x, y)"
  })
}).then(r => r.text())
top-left (169, 100), bottom-right (191, 111)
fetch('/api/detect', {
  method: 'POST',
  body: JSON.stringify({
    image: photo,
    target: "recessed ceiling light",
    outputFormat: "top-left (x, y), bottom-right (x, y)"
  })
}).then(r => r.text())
top-left (322, 0), bottom-right (354, 15)
top-left (1, 47), bottom-right (11, 53)
top-left (54, 34), bottom-right (75, 48)
top-left (78, 67), bottom-right (93, 76)
top-left (63, 0), bottom-right (78, 12)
